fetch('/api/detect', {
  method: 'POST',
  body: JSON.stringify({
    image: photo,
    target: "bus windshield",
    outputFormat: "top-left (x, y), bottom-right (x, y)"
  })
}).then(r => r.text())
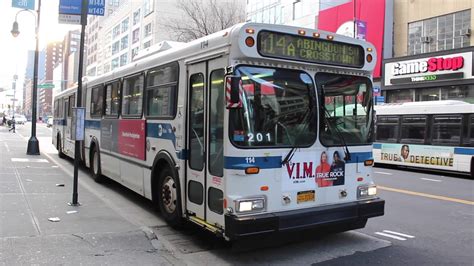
top-left (230, 66), bottom-right (316, 147)
top-left (316, 72), bottom-right (373, 146)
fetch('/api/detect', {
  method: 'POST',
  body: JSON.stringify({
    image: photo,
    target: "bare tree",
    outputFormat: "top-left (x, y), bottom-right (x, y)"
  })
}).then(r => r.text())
top-left (163, 0), bottom-right (246, 42)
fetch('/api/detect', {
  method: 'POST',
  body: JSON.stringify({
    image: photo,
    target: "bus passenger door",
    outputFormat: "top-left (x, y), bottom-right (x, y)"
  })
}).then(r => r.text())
top-left (65, 94), bottom-right (75, 156)
top-left (186, 62), bottom-right (207, 220)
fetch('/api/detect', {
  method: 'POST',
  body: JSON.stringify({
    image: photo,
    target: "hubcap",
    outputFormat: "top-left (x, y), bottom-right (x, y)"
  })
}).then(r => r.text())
top-left (161, 176), bottom-right (177, 214)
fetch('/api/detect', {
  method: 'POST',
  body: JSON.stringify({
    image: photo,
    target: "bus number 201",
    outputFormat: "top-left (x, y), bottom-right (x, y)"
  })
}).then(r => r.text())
top-left (247, 133), bottom-right (271, 142)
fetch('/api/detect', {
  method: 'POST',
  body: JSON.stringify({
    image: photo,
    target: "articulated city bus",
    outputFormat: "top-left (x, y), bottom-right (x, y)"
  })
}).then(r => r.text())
top-left (53, 22), bottom-right (384, 240)
top-left (374, 100), bottom-right (474, 176)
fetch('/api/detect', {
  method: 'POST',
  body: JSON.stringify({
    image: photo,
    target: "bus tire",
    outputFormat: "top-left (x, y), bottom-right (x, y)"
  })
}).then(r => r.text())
top-left (470, 156), bottom-right (474, 178)
top-left (57, 135), bottom-right (66, 159)
top-left (158, 168), bottom-right (183, 228)
top-left (90, 147), bottom-right (105, 183)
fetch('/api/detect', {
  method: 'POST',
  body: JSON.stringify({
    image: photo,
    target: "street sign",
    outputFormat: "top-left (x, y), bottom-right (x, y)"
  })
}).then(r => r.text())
top-left (375, 96), bottom-right (385, 104)
top-left (71, 107), bottom-right (85, 140)
top-left (58, 13), bottom-right (81, 25)
top-left (59, 0), bottom-right (105, 16)
top-left (38, 83), bottom-right (55, 89)
top-left (88, 0), bottom-right (105, 16)
top-left (12, 0), bottom-right (35, 10)
top-left (11, 99), bottom-right (18, 102)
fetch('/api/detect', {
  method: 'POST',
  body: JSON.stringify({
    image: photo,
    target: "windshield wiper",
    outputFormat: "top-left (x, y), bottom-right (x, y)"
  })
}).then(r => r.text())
top-left (281, 107), bottom-right (313, 166)
top-left (322, 106), bottom-right (351, 161)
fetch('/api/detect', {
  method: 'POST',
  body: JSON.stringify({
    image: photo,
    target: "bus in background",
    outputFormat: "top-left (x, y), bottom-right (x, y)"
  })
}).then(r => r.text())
top-left (373, 100), bottom-right (474, 177)
top-left (52, 22), bottom-right (384, 240)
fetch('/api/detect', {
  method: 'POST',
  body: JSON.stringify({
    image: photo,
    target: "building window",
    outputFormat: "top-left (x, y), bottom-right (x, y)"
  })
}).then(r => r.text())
top-left (131, 47), bottom-right (139, 60)
top-left (112, 24), bottom-right (121, 39)
top-left (144, 0), bottom-right (154, 16)
top-left (133, 9), bottom-right (141, 25)
top-left (121, 18), bottom-right (129, 33)
top-left (121, 35), bottom-right (129, 50)
top-left (408, 10), bottom-right (471, 55)
top-left (144, 23), bottom-right (152, 38)
top-left (120, 53), bottom-right (128, 66)
top-left (112, 41), bottom-right (120, 55)
top-left (143, 41), bottom-right (152, 49)
top-left (111, 57), bottom-right (119, 70)
top-left (132, 29), bottom-right (140, 44)
top-left (386, 89), bottom-right (414, 103)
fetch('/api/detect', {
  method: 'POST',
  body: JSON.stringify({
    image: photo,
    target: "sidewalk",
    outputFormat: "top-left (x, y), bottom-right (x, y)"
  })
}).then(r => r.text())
top-left (0, 127), bottom-right (176, 265)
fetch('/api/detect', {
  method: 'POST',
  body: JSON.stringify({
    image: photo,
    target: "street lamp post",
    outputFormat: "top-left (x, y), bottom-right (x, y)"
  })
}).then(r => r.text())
top-left (11, 0), bottom-right (42, 155)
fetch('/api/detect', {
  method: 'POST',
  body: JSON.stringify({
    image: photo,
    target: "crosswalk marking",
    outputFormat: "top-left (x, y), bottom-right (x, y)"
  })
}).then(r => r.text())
top-left (375, 232), bottom-right (407, 241)
top-left (383, 230), bottom-right (415, 238)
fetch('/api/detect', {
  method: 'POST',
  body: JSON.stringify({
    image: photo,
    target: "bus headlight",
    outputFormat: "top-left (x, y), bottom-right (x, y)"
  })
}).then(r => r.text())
top-left (235, 196), bottom-right (266, 213)
top-left (357, 185), bottom-right (377, 199)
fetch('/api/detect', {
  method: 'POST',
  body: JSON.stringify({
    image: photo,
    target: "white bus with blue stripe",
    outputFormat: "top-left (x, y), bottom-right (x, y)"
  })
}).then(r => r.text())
top-left (53, 22), bottom-right (384, 240)
top-left (374, 100), bottom-right (474, 176)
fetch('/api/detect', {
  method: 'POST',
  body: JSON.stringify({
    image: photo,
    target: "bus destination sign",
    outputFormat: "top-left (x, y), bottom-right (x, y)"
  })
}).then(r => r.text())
top-left (257, 31), bottom-right (365, 68)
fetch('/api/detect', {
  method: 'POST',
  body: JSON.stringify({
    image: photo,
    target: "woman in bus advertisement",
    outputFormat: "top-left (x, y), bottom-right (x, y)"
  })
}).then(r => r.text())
top-left (315, 151), bottom-right (346, 187)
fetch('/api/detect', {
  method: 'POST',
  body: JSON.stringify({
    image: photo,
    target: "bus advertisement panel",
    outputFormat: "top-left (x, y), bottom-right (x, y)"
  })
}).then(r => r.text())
top-left (283, 150), bottom-right (346, 191)
top-left (379, 143), bottom-right (454, 168)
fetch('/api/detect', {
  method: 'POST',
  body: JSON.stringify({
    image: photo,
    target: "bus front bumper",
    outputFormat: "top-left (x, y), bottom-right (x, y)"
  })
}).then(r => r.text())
top-left (224, 198), bottom-right (384, 240)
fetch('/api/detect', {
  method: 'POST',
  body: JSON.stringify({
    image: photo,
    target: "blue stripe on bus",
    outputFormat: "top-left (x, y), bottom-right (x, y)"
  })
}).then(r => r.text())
top-left (345, 152), bottom-right (373, 163)
top-left (85, 120), bottom-right (101, 130)
top-left (147, 123), bottom-right (176, 147)
top-left (224, 156), bottom-right (282, 170)
top-left (224, 152), bottom-right (373, 170)
top-left (373, 143), bottom-right (382, 149)
top-left (454, 147), bottom-right (474, 155)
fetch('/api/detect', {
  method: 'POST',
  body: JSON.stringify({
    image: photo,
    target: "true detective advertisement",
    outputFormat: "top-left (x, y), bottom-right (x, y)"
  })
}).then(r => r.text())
top-left (282, 150), bottom-right (345, 191)
top-left (380, 143), bottom-right (454, 168)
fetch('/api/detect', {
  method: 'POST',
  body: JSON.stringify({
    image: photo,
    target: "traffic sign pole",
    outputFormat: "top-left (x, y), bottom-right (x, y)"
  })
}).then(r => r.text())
top-left (70, 0), bottom-right (88, 207)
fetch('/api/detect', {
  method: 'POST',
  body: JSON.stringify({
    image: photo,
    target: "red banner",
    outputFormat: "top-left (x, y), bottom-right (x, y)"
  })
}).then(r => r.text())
top-left (118, 120), bottom-right (146, 160)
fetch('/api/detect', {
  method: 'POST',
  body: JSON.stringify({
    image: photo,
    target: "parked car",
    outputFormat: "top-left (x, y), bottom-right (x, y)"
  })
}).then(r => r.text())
top-left (15, 115), bottom-right (27, 125)
top-left (47, 117), bottom-right (53, 128)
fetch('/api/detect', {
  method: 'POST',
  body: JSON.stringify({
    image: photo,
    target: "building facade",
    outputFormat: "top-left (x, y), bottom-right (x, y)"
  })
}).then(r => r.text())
top-left (246, 0), bottom-right (319, 29)
top-left (382, 1), bottom-right (474, 103)
top-left (86, 0), bottom-right (181, 77)
top-left (39, 42), bottom-right (63, 119)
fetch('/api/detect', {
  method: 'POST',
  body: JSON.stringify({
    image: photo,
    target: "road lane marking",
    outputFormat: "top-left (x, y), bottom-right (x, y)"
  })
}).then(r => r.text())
top-left (375, 232), bottom-right (406, 241)
top-left (374, 171), bottom-right (393, 175)
top-left (11, 158), bottom-right (49, 163)
top-left (4, 142), bottom-right (10, 152)
top-left (378, 186), bottom-right (474, 206)
top-left (383, 230), bottom-right (415, 238)
top-left (420, 178), bottom-right (442, 182)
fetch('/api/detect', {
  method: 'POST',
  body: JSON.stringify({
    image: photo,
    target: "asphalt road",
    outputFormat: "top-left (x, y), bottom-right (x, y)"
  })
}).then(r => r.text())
top-left (8, 122), bottom-right (474, 265)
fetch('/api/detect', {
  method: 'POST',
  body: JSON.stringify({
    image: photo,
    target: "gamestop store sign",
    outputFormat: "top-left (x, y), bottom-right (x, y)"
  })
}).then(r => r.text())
top-left (384, 51), bottom-right (473, 87)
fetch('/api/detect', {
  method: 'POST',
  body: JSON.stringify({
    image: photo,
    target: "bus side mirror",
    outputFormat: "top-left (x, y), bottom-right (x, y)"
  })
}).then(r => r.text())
top-left (226, 76), bottom-right (242, 109)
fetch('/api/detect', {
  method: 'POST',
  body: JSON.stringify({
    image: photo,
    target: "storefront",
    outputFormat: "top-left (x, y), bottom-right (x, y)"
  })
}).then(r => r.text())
top-left (381, 47), bottom-right (474, 104)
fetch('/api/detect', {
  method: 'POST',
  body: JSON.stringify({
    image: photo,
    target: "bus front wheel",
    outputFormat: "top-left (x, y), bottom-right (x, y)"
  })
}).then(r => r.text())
top-left (90, 147), bottom-right (105, 183)
top-left (158, 168), bottom-right (183, 228)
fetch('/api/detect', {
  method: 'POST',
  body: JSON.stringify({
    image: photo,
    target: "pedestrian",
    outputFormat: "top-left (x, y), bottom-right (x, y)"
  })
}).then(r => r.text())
top-left (2, 115), bottom-right (6, 126)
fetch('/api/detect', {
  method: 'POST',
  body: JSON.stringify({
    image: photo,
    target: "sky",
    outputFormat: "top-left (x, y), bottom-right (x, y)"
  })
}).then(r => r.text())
top-left (0, 0), bottom-right (80, 101)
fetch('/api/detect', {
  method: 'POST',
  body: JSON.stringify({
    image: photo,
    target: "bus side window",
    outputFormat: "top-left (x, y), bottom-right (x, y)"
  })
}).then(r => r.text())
top-left (432, 115), bottom-right (462, 146)
top-left (375, 115), bottom-right (399, 143)
top-left (470, 115), bottom-right (474, 146)
top-left (105, 81), bottom-right (121, 117)
top-left (145, 62), bottom-right (179, 118)
top-left (123, 74), bottom-right (144, 117)
top-left (90, 85), bottom-right (104, 117)
top-left (400, 115), bottom-right (426, 144)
